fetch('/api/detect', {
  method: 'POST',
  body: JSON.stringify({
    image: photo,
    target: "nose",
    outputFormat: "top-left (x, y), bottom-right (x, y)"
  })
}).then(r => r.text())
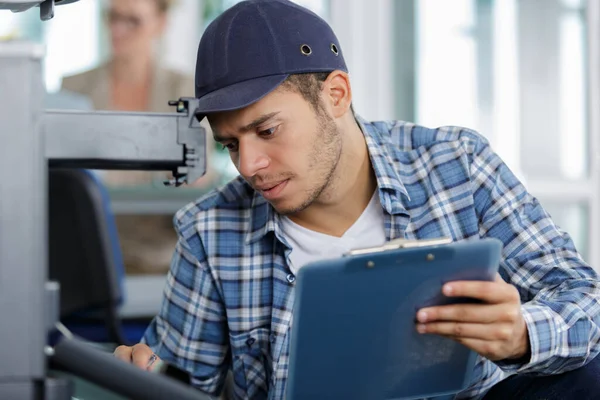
top-left (236, 139), bottom-right (270, 178)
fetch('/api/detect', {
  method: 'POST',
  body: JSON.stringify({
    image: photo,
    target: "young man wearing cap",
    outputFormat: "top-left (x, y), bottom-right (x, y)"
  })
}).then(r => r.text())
top-left (114, 0), bottom-right (600, 398)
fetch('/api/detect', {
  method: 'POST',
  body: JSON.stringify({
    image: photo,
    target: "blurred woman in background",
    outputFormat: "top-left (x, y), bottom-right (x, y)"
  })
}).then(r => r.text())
top-left (63, 0), bottom-right (192, 113)
top-left (62, 0), bottom-right (213, 276)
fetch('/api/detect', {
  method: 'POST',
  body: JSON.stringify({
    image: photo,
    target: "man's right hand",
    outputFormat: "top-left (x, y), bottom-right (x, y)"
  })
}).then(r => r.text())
top-left (114, 343), bottom-right (160, 371)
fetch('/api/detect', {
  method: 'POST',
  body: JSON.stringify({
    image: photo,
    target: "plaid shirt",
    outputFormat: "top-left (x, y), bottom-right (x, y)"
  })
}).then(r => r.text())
top-left (143, 117), bottom-right (600, 400)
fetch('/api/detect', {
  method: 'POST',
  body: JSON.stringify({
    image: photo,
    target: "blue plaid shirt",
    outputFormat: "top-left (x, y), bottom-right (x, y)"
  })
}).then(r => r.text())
top-left (143, 117), bottom-right (600, 399)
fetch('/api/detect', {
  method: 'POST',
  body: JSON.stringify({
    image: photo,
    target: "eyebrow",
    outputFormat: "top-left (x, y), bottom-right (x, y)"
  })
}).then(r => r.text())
top-left (240, 112), bottom-right (280, 133)
top-left (213, 112), bottom-right (280, 142)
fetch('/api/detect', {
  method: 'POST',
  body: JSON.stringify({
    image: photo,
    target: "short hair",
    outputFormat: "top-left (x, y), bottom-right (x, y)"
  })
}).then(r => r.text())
top-left (280, 72), bottom-right (354, 115)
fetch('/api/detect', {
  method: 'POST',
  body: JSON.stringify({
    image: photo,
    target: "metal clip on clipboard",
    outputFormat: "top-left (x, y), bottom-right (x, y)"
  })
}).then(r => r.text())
top-left (346, 237), bottom-right (453, 256)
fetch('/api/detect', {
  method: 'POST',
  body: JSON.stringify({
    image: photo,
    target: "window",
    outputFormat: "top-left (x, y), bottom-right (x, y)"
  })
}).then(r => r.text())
top-left (413, 0), bottom-right (595, 263)
top-left (330, 0), bottom-right (599, 266)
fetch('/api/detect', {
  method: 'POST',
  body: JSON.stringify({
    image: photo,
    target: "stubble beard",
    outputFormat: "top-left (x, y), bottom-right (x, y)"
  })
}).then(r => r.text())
top-left (277, 110), bottom-right (342, 216)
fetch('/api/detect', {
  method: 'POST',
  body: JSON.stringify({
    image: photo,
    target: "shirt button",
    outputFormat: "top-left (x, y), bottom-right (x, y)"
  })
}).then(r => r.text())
top-left (286, 273), bottom-right (296, 284)
top-left (246, 337), bottom-right (255, 347)
top-left (270, 333), bottom-right (276, 343)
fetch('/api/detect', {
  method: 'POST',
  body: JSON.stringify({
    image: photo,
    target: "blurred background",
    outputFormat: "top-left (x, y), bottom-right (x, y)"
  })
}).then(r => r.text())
top-left (1, 0), bottom-right (597, 318)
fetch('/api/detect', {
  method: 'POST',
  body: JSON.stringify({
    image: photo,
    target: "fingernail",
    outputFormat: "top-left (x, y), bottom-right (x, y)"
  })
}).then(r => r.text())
top-left (146, 353), bottom-right (157, 368)
top-left (417, 324), bottom-right (427, 334)
top-left (417, 311), bottom-right (428, 322)
top-left (443, 284), bottom-right (453, 295)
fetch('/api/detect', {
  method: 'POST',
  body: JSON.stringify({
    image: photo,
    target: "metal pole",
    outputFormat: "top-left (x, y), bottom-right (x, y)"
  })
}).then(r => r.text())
top-left (0, 41), bottom-right (47, 399)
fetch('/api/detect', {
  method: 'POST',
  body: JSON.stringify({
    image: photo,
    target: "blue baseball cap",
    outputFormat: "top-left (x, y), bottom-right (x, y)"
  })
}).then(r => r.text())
top-left (194, 0), bottom-right (348, 120)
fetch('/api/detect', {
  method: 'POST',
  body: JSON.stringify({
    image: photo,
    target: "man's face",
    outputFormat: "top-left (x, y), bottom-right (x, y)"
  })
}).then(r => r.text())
top-left (209, 88), bottom-right (342, 215)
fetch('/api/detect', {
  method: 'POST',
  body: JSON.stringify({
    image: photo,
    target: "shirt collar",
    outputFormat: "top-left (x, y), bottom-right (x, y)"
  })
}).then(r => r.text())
top-left (355, 115), bottom-right (411, 206)
top-left (244, 114), bottom-right (411, 245)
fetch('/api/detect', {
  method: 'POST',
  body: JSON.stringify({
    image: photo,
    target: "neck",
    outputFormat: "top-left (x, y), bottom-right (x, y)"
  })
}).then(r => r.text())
top-left (110, 53), bottom-right (153, 84)
top-left (288, 117), bottom-right (377, 237)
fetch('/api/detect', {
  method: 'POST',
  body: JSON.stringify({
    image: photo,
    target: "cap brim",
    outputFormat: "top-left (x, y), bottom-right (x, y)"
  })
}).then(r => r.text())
top-left (195, 74), bottom-right (289, 120)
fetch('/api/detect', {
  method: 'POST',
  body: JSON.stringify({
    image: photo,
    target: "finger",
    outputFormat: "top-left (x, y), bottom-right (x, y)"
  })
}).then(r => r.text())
top-left (113, 345), bottom-right (133, 362)
top-left (442, 280), bottom-right (518, 304)
top-left (452, 337), bottom-right (506, 361)
top-left (417, 322), bottom-right (513, 341)
top-left (131, 344), bottom-right (155, 369)
top-left (417, 303), bottom-right (515, 324)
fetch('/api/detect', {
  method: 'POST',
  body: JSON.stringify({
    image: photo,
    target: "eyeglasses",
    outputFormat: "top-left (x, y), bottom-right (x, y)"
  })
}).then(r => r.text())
top-left (104, 10), bottom-right (143, 31)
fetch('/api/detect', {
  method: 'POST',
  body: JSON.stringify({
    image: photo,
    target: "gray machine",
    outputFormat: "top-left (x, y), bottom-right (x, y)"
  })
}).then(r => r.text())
top-left (0, 1), bottom-right (208, 399)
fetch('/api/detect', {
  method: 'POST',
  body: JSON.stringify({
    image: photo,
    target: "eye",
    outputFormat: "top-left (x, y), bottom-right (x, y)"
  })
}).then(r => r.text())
top-left (258, 126), bottom-right (279, 137)
top-left (222, 142), bottom-right (239, 152)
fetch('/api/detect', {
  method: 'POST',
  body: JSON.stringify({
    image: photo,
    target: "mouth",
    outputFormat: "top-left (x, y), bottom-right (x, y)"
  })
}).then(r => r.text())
top-left (257, 180), bottom-right (289, 200)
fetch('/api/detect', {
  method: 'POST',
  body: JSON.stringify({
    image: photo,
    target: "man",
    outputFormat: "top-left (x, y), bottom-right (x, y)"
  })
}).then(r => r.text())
top-left (115, 0), bottom-right (600, 398)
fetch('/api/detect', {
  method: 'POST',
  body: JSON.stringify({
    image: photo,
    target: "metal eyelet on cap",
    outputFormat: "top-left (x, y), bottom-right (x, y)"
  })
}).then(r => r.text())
top-left (330, 43), bottom-right (339, 55)
top-left (300, 44), bottom-right (312, 56)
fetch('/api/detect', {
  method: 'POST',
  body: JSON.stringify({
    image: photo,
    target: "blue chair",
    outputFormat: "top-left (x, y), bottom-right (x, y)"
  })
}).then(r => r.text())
top-left (48, 169), bottom-right (146, 345)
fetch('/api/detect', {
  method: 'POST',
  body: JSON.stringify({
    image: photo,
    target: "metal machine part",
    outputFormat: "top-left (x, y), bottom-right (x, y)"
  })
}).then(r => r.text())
top-left (0, 39), bottom-right (48, 400)
top-left (45, 98), bottom-right (206, 187)
top-left (51, 337), bottom-right (212, 400)
top-left (0, 0), bottom-right (79, 20)
top-left (0, 1), bottom-right (207, 398)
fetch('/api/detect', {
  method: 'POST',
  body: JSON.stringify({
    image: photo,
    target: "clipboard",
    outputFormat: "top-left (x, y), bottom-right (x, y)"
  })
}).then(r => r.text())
top-left (286, 237), bottom-right (503, 400)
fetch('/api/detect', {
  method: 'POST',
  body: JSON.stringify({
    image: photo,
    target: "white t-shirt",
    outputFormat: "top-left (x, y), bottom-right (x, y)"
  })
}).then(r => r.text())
top-left (280, 191), bottom-right (387, 274)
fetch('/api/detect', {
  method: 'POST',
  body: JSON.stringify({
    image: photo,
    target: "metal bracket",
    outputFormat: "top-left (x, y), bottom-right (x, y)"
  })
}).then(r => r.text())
top-left (44, 98), bottom-right (207, 186)
top-left (39, 0), bottom-right (54, 21)
top-left (166, 97), bottom-right (206, 187)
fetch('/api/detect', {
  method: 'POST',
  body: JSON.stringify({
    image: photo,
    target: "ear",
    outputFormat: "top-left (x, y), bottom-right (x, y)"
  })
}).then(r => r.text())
top-left (323, 70), bottom-right (352, 119)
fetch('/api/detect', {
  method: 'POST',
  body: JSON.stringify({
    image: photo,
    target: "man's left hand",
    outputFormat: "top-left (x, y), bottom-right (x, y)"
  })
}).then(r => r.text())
top-left (415, 274), bottom-right (530, 362)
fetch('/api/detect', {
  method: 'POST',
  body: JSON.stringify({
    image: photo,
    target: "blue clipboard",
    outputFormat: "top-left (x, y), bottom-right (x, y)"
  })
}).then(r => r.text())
top-left (287, 238), bottom-right (503, 400)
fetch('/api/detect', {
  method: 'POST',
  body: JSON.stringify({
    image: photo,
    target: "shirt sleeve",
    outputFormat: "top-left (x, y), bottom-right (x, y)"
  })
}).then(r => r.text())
top-left (141, 223), bottom-right (229, 396)
top-left (470, 136), bottom-right (600, 374)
